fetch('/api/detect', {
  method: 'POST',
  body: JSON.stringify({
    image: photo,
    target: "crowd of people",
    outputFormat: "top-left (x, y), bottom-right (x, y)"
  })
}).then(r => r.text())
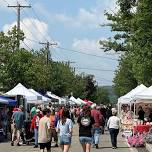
top-left (0, 103), bottom-right (121, 152)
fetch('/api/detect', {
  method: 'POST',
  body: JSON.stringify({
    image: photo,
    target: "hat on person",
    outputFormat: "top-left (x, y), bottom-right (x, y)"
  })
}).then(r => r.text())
top-left (91, 103), bottom-right (97, 109)
top-left (36, 109), bottom-right (40, 113)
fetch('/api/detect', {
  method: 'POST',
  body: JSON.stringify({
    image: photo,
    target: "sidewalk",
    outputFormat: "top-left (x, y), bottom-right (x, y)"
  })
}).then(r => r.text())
top-left (0, 125), bottom-right (138, 152)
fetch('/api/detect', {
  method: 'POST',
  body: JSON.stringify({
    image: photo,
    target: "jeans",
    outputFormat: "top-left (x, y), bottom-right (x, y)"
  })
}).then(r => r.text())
top-left (34, 128), bottom-right (38, 146)
top-left (79, 136), bottom-right (92, 144)
top-left (60, 135), bottom-right (71, 145)
top-left (92, 128), bottom-right (101, 145)
top-left (109, 128), bottom-right (119, 147)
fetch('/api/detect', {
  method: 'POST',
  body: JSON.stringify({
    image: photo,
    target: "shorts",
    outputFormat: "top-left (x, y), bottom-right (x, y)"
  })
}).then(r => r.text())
top-left (39, 142), bottom-right (51, 150)
top-left (79, 136), bottom-right (92, 144)
top-left (60, 135), bottom-right (71, 145)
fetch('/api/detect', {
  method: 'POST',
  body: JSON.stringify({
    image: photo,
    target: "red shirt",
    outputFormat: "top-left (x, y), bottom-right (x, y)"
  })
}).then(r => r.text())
top-left (91, 109), bottom-right (103, 128)
top-left (30, 114), bottom-right (43, 129)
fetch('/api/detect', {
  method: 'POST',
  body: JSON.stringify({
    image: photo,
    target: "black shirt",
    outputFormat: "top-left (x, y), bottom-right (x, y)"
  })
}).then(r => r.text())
top-left (138, 110), bottom-right (145, 121)
top-left (77, 116), bottom-right (95, 137)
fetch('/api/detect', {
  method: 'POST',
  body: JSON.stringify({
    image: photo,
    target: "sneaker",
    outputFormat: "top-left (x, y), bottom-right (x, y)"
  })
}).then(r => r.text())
top-left (55, 144), bottom-right (59, 147)
top-left (17, 143), bottom-right (21, 146)
top-left (11, 142), bottom-right (14, 146)
top-left (33, 145), bottom-right (38, 148)
top-left (95, 144), bottom-right (99, 149)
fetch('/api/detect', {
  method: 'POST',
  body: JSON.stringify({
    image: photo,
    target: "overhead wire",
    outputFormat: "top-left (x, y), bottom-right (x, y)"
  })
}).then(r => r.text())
top-left (24, 38), bottom-right (118, 61)
top-left (75, 67), bottom-right (115, 72)
top-left (21, 8), bottom-right (49, 42)
top-left (56, 46), bottom-right (118, 61)
top-left (2, 0), bottom-right (40, 45)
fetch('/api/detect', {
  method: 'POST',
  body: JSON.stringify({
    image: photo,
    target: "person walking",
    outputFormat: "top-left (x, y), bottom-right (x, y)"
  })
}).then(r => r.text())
top-left (50, 110), bottom-right (58, 147)
top-left (56, 110), bottom-right (73, 152)
top-left (91, 104), bottom-right (103, 149)
top-left (30, 109), bottom-right (42, 148)
top-left (11, 105), bottom-right (25, 146)
top-left (38, 108), bottom-right (51, 152)
top-left (1, 107), bottom-right (8, 139)
top-left (77, 106), bottom-right (95, 152)
top-left (107, 109), bottom-right (120, 149)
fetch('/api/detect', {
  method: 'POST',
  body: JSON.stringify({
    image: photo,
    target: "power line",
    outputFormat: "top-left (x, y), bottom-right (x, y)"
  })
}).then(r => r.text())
top-left (24, 38), bottom-right (118, 61)
top-left (23, 0), bottom-right (56, 43)
top-left (56, 46), bottom-right (118, 61)
top-left (22, 41), bottom-right (33, 51)
top-left (22, 8), bottom-right (49, 42)
top-left (75, 67), bottom-right (115, 72)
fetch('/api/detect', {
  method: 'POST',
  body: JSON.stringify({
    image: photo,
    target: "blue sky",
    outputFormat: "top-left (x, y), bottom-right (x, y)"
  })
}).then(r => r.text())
top-left (0, 0), bottom-right (119, 86)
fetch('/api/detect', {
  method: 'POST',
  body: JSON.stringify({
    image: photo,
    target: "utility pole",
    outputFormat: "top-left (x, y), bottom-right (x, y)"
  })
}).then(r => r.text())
top-left (8, 2), bottom-right (31, 49)
top-left (39, 41), bottom-right (57, 64)
top-left (67, 61), bottom-right (75, 67)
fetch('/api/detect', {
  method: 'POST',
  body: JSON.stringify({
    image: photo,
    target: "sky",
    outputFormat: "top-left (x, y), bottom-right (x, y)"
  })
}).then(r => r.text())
top-left (0, 0), bottom-right (120, 86)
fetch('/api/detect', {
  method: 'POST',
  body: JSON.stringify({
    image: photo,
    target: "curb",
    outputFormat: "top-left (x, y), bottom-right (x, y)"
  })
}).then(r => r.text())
top-left (146, 143), bottom-right (152, 152)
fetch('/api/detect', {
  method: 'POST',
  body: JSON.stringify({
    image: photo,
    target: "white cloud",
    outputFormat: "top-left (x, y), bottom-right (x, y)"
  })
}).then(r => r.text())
top-left (72, 38), bottom-right (103, 55)
top-left (3, 18), bottom-right (50, 49)
top-left (71, 37), bottom-right (119, 68)
top-left (52, 8), bottom-right (104, 29)
top-left (34, 0), bottom-right (117, 29)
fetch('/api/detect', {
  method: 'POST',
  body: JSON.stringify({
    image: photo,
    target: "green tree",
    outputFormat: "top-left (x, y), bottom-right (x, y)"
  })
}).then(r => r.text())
top-left (130, 0), bottom-right (152, 86)
top-left (113, 53), bottom-right (138, 96)
top-left (95, 87), bottom-right (110, 104)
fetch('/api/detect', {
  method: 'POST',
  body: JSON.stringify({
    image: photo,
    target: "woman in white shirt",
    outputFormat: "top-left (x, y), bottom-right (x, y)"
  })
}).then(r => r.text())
top-left (107, 109), bottom-right (120, 149)
top-left (56, 110), bottom-right (73, 152)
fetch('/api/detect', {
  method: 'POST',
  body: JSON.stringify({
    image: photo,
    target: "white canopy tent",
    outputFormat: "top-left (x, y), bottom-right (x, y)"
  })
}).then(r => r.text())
top-left (118, 84), bottom-right (147, 115)
top-left (134, 86), bottom-right (152, 102)
top-left (77, 98), bottom-right (86, 105)
top-left (70, 96), bottom-right (81, 105)
top-left (29, 89), bottom-right (51, 103)
top-left (46, 91), bottom-right (66, 105)
top-left (5, 83), bottom-right (40, 104)
top-left (118, 84), bottom-right (147, 104)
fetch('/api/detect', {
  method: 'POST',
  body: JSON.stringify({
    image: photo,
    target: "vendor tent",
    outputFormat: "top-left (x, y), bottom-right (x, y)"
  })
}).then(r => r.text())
top-left (0, 97), bottom-right (9, 104)
top-left (118, 84), bottom-right (147, 104)
top-left (0, 96), bottom-right (17, 106)
top-left (29, 89), bottom-right (51, 103)
top-left (134, 86), bottom-right (152, 101)
top-left (83, 99), bottom-right (93, 105)
top-left (77, 98), bottom-right (86, 105)
top-left (5, 83), bottom-right (39, 103)
top-left (70, 96), bottom-right (81, 105)
top-left (46, 92), bottom-right (66, 104)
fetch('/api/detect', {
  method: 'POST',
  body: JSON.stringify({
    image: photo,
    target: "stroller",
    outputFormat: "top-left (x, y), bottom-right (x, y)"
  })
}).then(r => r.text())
top-left (22, 120), bottom-right (34, 145)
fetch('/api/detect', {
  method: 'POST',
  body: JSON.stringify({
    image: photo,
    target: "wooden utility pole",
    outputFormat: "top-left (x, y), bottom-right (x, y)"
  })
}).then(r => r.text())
top-left (39, 41), bottom-right (57, 64)
top-left (8, 2), bottom-right (31, 49)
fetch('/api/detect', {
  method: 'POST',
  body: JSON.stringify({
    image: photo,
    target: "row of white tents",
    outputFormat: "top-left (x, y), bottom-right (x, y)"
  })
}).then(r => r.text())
top-left (2, 83), bottom-right (89, 105)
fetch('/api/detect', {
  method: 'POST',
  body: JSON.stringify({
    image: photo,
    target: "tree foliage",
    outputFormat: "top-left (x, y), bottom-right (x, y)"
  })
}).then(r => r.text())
top-left (95, 87), bottom-right (110, 104)
top-left (0, 26), bottom-right (99, 100)
top-left (101, 0), bottom-right (152, 96)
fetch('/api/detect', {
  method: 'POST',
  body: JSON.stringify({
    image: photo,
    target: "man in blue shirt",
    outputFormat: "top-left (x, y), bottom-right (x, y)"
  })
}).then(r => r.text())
top-left (11, 105), bottom-right (25, 146)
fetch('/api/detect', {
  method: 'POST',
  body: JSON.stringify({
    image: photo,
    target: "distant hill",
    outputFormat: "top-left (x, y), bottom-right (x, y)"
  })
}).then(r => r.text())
top-left (102, 86), bottom-right (118, 104)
